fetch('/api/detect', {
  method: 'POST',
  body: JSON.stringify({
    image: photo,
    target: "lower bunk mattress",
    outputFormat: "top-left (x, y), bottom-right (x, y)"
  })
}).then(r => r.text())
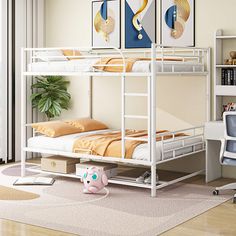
top-left (28, 130), bottom-right (204, 162)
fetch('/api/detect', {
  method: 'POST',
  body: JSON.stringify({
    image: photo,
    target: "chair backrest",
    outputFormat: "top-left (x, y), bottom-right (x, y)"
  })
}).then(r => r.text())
top-left (224, 112), bottom-right (236, 138)
top-left (221, 112), bottom-right (236, 164)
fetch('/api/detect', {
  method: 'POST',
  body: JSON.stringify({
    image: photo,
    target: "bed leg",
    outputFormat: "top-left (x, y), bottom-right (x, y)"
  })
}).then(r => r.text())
top-left (21, 150), bottom-right (26, 177)
top-left (151, 165), bottom-right (156, 197)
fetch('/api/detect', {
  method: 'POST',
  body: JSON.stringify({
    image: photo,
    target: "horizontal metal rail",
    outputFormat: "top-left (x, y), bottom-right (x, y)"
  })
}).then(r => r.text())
top-left (157, 149), bottom-right (205, 165)
top-left (124, 115), bottom-right (148, 119)
top-left (25, 164), bottom-right (205, 190)
top-left (124, 93), bottom-right (148, 97)
top-left (163, 141), bottom-right (204, 154)
top-left (23, 72), bottom-right (208, 77)
top-left (24, 45), bottom-right (209, 75)
top-left (162, 134), bottom-right (204, 144)
top-left (155, 170), bottom-right (205, 190)
top-left (124, 137), bottom-right (148, 142)
top-left (23, 147), bottom-right (153, 166)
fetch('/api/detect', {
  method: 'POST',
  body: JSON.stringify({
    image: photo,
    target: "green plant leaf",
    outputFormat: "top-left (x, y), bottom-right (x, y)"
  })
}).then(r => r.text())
top-left (44, 98), bottom-right (52, 112)
top-left (31, 76), bottom-right (71, 118)
top-left (49, 103), bottom-right (61, 117)
top-left (38, 97), bottom-right (49, 112)
top-left (52, 100), bottom-right (62, 115)
top-left (60, 99), bottom-right (70, 109)
top-left (30, 92), bottom-right (42, 101)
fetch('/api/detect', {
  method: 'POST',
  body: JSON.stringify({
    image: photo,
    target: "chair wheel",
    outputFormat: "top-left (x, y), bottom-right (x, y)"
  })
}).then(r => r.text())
top-left (213, 190), bottom-right (219, 195)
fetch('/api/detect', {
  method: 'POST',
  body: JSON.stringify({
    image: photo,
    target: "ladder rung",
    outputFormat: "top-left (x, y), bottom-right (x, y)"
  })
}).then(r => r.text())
top-left (124, 115), bottom-right (148, 119)
top-left (125, 137), bottom-right (148, 142)
top-left (124, 93), bottom-right (148, 97)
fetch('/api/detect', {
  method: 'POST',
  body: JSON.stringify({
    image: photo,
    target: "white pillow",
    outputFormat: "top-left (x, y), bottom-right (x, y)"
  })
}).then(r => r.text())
top-left (35, 50), bottom-right (68, 62)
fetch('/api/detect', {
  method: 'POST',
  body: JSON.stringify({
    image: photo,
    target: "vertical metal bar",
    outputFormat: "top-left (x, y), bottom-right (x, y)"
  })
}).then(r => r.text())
top-left (121, 75), bottom-right (125, 159)
top-left (89, 76), bottom-right (93, 119)
top-left (202, 50), bottom-right (205, 72)
top-left (151, 43), bottom-right (157, 197)
top-left (148, 76), bottom-right (151, 162)
top-left (197, 49), bottom-right (200, 63)
top-left (161, 136), bottom-right (164, 161)
top-left (206, 48), bottom-right (211, 122)
top-left (21, 48), bottom-right (26, 177)
top-left (161, 46), bottom-right (164, 72)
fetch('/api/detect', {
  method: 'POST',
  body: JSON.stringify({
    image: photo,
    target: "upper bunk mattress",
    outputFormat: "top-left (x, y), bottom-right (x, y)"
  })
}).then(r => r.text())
top-left (28, 60), bottom-right (204, 73)
top-left (27, 129), bottom-right (204, 162)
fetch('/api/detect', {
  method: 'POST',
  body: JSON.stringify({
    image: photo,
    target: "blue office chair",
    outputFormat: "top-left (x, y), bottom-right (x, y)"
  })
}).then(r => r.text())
top-left (213, 112), bottom-right (236, 203)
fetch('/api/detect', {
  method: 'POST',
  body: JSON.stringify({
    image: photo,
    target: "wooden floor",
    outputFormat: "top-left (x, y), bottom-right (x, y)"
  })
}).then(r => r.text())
top-left (1, 175), bottom-right (236, 235)
top-left (162, 177), bottom-right (236, 236)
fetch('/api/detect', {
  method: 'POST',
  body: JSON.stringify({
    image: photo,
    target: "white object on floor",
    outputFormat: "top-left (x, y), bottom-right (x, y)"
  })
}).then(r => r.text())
top-left (14, 176), bottom-right (55, 185)
top-left (135, 171), bottom-right (151, 183)
top-left (144, 175), bottom-right (159, 184)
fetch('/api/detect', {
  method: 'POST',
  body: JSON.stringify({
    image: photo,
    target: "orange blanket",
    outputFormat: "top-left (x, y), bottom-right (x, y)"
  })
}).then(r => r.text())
top-left (73, 130), bottom-right (185, 159)
top-left (94, 57), bottom-right (183, 72)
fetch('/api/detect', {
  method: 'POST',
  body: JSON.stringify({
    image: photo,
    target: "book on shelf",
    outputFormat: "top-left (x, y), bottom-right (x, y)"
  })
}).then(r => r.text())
top-left (13, 176), bottom-right (55, 186)
top-left (221, 68), bottom-right (236, 85)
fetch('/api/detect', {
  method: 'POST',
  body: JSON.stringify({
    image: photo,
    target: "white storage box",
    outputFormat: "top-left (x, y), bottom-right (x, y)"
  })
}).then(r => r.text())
top-left (76, 161), bottom-right (117, 179)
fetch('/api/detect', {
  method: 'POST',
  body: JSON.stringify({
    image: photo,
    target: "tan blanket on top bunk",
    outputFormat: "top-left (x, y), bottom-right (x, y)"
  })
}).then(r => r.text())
top-left (73, 130), bottom-right (186, 159)
top-left (93, 57), bottom-right (183, 72)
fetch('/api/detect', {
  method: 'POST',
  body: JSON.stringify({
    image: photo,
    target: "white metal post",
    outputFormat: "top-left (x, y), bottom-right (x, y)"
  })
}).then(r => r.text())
top-left (148, 75), bottom-right (151, 163)
top-left (21, 48), bottom-right (26, 177)
top-left (89, 76), bottom-right (93, 119)
top-left (151, 43), bottom-right (157, 197)
top-left (121, 75), bottom-right (125, 159)
top-left (206, 48), bottom-right (211, 122)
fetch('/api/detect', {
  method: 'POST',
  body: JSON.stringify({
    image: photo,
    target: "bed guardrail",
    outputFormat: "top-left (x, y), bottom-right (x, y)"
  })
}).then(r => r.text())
top-left (23, 45), bottom-right (210, 74)
top-left (157, 126), bottom-right (205, 164)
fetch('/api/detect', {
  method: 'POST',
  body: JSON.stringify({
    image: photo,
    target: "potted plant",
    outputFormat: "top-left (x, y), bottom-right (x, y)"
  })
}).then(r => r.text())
top-left (30, 76), bottom-right (71, 119)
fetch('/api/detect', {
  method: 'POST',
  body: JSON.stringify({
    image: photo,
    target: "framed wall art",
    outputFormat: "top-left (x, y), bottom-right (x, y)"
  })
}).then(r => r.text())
top-left (161, 0), bottom-right (195, 47)
top-left (92, 0), bottom-right (121, 48)
top-left (125, 0), bottom-right (156, 48)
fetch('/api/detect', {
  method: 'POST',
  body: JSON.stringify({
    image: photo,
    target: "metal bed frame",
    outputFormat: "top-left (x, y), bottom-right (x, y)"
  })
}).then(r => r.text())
top-left (21, 44), bottom-right (211, 197)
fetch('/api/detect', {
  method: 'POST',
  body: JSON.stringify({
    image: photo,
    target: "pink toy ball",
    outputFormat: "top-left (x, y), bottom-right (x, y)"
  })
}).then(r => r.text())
top-left (82, 166), bottom-right (108, 194)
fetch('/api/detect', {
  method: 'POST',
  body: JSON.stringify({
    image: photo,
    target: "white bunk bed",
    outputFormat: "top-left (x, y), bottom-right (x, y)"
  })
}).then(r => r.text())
top-left (21, 44), bottom-right (211, 197)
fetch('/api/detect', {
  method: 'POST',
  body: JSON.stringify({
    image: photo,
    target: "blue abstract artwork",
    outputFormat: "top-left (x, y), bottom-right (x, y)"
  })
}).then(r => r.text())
top-left (161, 0), bottom-right (195, 47)
top-left (125, 0), bottom-right (156, 48)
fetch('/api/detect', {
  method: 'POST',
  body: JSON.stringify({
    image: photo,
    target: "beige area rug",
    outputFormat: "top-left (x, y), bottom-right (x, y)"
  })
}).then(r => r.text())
top-left (0, 185), bottom-right (39, 200)
top-left (0, 164), bottom-right (232, 236)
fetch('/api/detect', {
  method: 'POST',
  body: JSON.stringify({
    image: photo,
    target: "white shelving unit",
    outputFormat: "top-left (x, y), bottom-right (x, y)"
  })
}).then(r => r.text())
top-left (214, 29), bottom-right (236, 120)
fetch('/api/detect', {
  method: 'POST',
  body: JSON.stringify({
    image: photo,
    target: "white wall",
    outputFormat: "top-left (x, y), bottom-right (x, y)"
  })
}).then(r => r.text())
top-left (45, 0), bottom-right (236, 177)
top-left (45, 0), bottom-right (207, 128)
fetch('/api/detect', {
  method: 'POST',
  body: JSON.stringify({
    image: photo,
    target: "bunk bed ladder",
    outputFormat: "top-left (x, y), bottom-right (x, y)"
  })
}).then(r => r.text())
top-left (121, 76), bottom-right (151, 160)
top-left (121, 44), bottom-right (156, 197)
top-left (121, 76), bottom-right (152, 160)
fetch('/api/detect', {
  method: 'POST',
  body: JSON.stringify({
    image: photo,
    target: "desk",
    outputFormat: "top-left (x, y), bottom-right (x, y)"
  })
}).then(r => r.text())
top-left (205, 121), bottom-right (225, 183)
